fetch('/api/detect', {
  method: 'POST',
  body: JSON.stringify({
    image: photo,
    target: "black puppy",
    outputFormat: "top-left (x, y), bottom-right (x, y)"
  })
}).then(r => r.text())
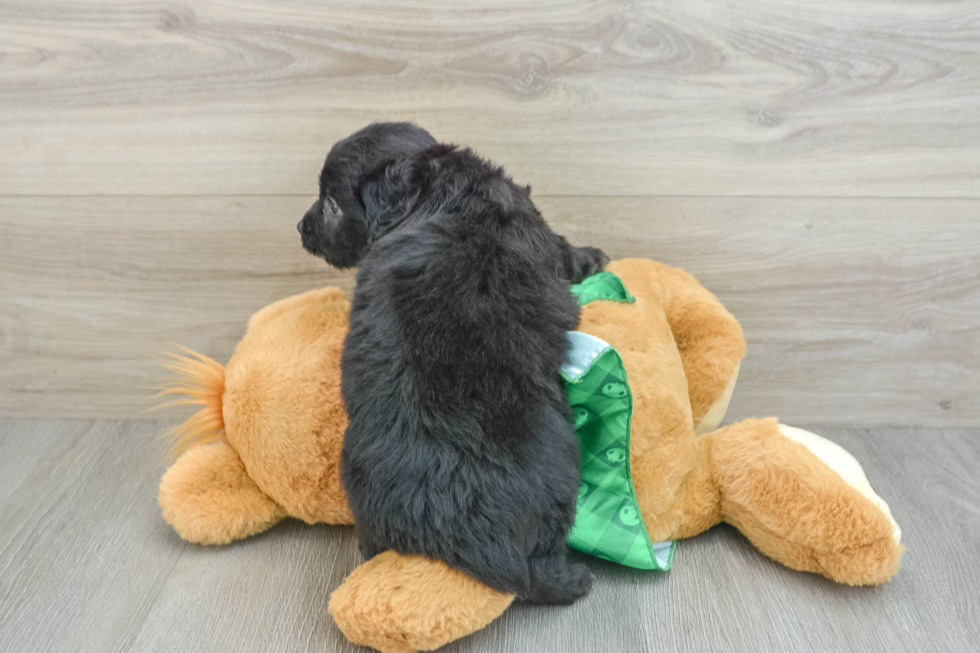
top-left (299, 123), bottom-right (606, 604)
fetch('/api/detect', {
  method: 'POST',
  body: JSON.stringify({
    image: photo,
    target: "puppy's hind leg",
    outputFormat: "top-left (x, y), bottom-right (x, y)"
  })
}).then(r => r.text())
top-left (520, 406), bottom-right (593, 604)
top-left (524, 552), bottom-right (592, 605)
top-left (522, 489), bottom-right (592, 603)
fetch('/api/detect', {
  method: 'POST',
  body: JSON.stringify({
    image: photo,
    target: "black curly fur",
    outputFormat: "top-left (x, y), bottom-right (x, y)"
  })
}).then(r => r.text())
top-left (298, 123), bottom-right (606, 603)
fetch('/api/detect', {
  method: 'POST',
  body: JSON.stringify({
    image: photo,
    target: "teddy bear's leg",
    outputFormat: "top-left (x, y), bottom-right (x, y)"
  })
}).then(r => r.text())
top-left (329, 551), bottom-right (514, 653)
top-left (159, 440), bottom-right (287, 545)
top-left (246, 286), bottom-right (347, 331)
top-left (705, 418), bottom-right (903, 585)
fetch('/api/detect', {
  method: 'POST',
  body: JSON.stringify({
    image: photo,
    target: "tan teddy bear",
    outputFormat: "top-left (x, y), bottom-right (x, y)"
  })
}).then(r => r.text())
top-left (158, 258), bottom-right (902, 653)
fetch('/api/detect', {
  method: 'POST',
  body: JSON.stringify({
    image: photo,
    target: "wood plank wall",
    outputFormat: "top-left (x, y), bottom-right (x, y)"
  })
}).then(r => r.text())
top-left (1, 0), bottom-right (978, 425)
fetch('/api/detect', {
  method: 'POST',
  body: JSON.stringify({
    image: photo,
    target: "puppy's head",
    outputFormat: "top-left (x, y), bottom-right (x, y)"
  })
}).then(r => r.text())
top-left (298, 122), bottom-right (437, 268)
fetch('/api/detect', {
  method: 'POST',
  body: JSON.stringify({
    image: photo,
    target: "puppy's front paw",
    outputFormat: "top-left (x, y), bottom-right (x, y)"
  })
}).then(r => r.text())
top-left (570, 246), bottom-right (609, 283)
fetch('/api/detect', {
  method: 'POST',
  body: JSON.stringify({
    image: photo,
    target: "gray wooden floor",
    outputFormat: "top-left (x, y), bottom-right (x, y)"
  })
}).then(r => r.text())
top-left (1, 418), bottom-right (977, 653)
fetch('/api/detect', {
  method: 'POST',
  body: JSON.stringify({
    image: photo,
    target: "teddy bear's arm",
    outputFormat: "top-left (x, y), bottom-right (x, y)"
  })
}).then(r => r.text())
top-left (159, 440), bottom-right (286, 545)
top-left (653, 264), bottom-right (746, 433)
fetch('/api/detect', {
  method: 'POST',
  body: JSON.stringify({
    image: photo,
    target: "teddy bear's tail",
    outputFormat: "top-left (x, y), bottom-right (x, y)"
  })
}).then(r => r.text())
top-left (154, 346), bottom-right (226, 461)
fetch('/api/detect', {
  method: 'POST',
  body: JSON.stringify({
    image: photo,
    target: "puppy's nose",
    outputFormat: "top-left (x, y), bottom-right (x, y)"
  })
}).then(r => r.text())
top-left (297, 219), bottom-right (304, 234)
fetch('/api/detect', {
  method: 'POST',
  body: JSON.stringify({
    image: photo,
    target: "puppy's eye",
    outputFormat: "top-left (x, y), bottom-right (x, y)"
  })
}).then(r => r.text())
top-left (326, 197), bottom-right (340, 215)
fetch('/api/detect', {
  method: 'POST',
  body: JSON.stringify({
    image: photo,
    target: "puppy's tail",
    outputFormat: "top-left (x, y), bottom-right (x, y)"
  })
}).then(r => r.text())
top-left (153, 346), bottom-right (226, 462)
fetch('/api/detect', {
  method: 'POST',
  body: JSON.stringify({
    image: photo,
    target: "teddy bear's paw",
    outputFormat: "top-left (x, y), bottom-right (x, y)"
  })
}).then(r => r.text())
top-left (329, 551), bottom-right (514, 653)
top-left (777, 424), bottom-right (900, 545)
top-left (772, 423), bottom-right (904, 585)
top-left (159, 441), bottom-right (286, 545)
top-left (712, 418), bottom-right (904, 586)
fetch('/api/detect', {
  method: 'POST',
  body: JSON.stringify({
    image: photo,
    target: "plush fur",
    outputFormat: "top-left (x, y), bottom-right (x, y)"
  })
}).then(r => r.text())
top-left (158, 258), bottom-right (904, 653)
top-left (158, 287), bottom-right (355, 542)
top-left (297, 123), bottom-right (606, 603)
top-left (159, 440), bottom-right (286, 545)
top-left (328, 551), bottom-right (514, 653)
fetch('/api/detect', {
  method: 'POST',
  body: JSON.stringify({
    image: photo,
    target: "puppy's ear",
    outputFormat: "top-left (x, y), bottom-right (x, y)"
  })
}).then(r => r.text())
top-left (360, 179), bottom-right (387, 221)
top-left (360, 158), bottom-right (426, 241)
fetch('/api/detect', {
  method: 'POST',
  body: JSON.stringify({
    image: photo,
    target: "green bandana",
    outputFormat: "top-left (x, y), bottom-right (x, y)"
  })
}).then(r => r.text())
top-left (563, 273), bottom-right (675, 570)
top-left (569, 270), bottom-right (636, 306)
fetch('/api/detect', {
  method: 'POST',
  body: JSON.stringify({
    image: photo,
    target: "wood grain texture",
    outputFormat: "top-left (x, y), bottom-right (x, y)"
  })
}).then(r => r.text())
top-left (0, 420), bottom-right (977, 652)
top-left (2, 195), bottom-right (977, 426)
top-left (1, 0), bottom-right (979, 197)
